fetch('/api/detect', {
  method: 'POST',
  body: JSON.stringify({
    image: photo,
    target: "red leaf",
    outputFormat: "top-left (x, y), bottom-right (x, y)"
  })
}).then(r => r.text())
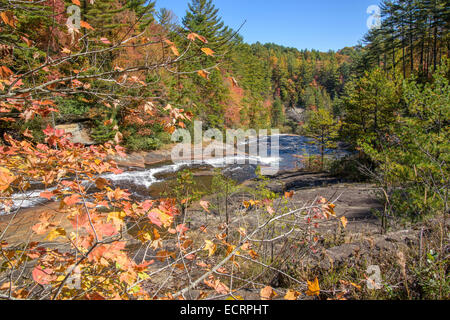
top-left (32, 266), bottom-right (55, 285)
top-left (148, 210), bottom-right (163, 228)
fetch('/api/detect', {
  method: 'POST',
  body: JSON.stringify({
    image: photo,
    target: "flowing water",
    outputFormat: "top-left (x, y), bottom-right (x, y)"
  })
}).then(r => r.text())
top-left (4, 135), bottom-right (345, 212)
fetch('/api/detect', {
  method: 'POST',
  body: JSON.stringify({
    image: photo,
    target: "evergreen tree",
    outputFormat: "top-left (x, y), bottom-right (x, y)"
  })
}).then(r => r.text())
top-left (82, 0), bottom-right (127, 38)
top-left (341, 68), bottom-right (401, 149)
top-left (126, 0), bottom-right (155, 31)
top-left (271, 98), bottom-right (285, 127)
top-left (303, 108), bottom-right (341, 170)
top-left (182, 0), bottom-right (233, 54)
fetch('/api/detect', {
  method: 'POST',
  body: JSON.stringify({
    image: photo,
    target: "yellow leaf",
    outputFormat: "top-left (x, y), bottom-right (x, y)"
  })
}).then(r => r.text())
top-left (324, 203), bottom-right (336, 218)
top-left (107, 211), bottom-right (126, 229)
top-left (284, 289), bottom-right (301, 300)
top-left (159, 211), bottom-right (173, 228)
top-left (62, 48), bottom-right (72, 54)
top-left (201, 48), bottom-right (215, 56)
top-left (340, 216), bottom-right (348, 229)
top-left (46, 228), bottom-right (66, 241)
top-left (306, 277), bottom-right (320, 296)
top-left (204, 240), bottom-right (216, 257)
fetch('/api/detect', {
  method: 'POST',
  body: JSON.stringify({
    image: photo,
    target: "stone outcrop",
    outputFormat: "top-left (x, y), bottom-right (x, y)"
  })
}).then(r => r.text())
top-left (56, 123), bottom-right (95, 145)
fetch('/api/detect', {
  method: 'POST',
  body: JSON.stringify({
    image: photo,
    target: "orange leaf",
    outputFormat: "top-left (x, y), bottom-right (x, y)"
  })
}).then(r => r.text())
top-left (0, 167), bottom-right (15, 192)
top-left (0, 11), bottom-right (15, 28)
top-left (260, 286), bottom-right (277, 300)
top-left (80, 21), bottom-right (94, 30)
top-left (95, 178), bottom-right (108, 190)
top-left (284, 289), bottom-right (301, 300)
top-left (201, 48), bottom-right (215, 56)
top-left (197, 70), bottom-right (210, 79)
top-left (170, 45), bottom-right (179, 56)
top-left (187, 33), bottom-right (208, 43)
top-left (164, 39), bottom-right (179, 56)
top-left (71, 0), bottom-right (81, 5)
top-left (306, 277), bottom-right (320, 296)
top-left (63, 194), bottom-right (81, 206)
top-left (0, 66), bottom-right (13, 79)
top-left (284, 191), bottom-right (294, 198)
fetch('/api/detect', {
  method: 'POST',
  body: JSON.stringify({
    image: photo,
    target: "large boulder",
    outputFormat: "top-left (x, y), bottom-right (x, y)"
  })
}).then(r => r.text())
top-left (56, 123), bottom-right (95, 145)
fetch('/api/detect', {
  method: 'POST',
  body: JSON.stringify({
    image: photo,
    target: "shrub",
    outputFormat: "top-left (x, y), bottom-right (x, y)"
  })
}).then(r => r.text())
top-left (124, 134), bottom-right (162, 152)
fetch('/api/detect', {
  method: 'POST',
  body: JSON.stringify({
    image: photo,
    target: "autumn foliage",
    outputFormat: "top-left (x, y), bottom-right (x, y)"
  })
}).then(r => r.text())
top-left (0, 0), bottom-right (348, 301)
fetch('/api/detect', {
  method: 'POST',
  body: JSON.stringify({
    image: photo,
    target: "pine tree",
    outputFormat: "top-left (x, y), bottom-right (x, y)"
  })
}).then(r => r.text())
top-left (82, 0), bottom-right (127, 37)
top-left (303, 108), bottom-right (341, 170)
top-left (126, 0), bottom-right (155, 31)
top-left (182, 0), bottom-right (233, 54)
top-left (271, 98), bottom-right (285, 127)
top-left (341, 68), bottom-right (401, 149)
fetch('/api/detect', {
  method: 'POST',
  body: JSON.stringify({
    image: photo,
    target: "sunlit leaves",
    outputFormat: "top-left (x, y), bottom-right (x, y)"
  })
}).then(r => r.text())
top-left (45, 228), bottom-right (67, 241)
top-left (107, 211), bottom-right (126, 229)
top-left (201, 48), bottom-right (215, 56)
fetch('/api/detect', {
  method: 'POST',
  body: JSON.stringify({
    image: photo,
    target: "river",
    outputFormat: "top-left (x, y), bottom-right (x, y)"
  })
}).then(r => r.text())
top-left (4, 135), bottom-right (344, 212)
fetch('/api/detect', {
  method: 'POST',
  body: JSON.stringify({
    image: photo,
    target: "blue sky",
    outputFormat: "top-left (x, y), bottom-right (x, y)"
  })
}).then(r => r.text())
top-left (155, 0), bottom-right (383, 52)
